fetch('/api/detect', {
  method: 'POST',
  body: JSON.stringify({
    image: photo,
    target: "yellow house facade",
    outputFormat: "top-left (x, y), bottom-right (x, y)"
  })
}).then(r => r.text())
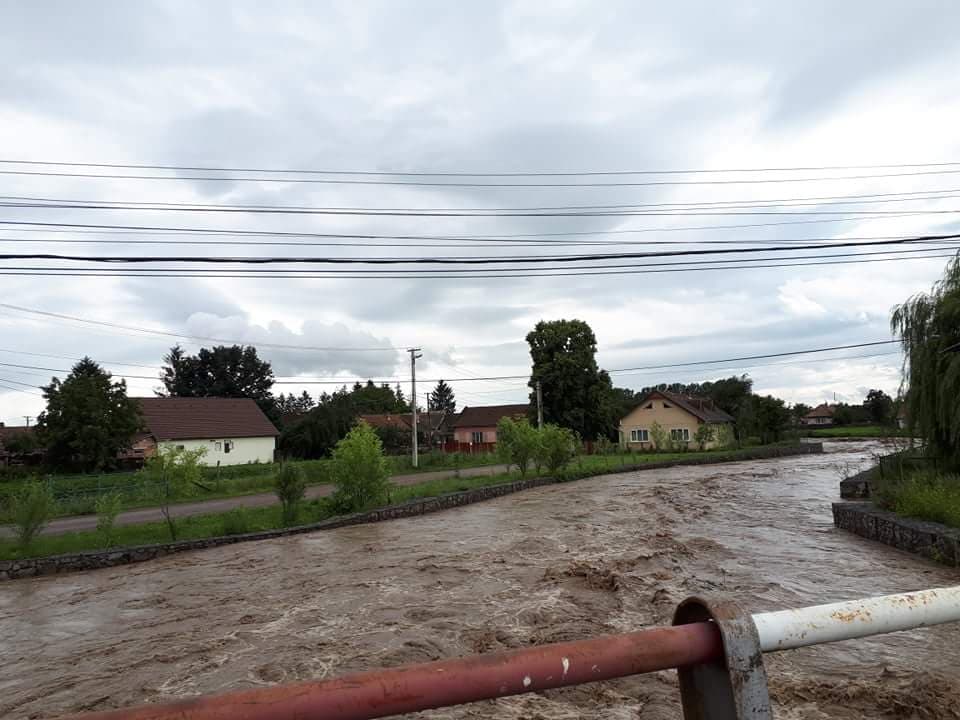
top-left (619, 390), bottom-right (734, 450)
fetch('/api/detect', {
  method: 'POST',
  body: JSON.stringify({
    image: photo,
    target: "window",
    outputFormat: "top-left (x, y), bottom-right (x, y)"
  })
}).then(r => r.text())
top-left (630, 428), bottom-right (649, 442)
top-left (175, 444), bottom-right (185, 451)
top-left (224, 440), bottom-right (234, 454)
top-left (663, 402), bottom-right (672, 408)
top-left (670, 428), bottom-right (690, 442)
top-left (214, 441), bottom-right (222, 452)
top-left (471, 431), bottom-right (484, 444)
top-left (645, 402), bottom-right (654, 409)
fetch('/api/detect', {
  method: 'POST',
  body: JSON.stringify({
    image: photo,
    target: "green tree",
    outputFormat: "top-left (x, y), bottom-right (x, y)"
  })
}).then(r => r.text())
top-left (649, 421), bottom-right (670, 451)
top-left (527, 319), bottom-right (616, 441)
top-left (750, 395), bottom-right (791, 444)
top-left (791, 403), bottom-right (811, 424)
top-left (864, 389), bottom-right (894, 426)
top-left (496, 417), bottom-right (540, 477)
top-left (892, 256), bottom-right (960, 466)
top-left (428, 379), bottom-right (457, 414)
top-left (330, 421), bottom-right (391, 512)
top-left (274, 463), bottom-right (307, 525)
top-left (694, 424), bottom-right (715, 450)
top-left (160, 345), bottom-right (275, 417)
top-left (275, 391), bottom-right (315, 416)
top-left (141, 445), bottom-right (207, 540)
top-left (37, 358), bottom-right (143, 472)
top-left (95, 492), bottom-right (124, 547)
top-left (537, 424), bottom-right (578, 474)
top-left (6, 480), bottom-right (56, 550)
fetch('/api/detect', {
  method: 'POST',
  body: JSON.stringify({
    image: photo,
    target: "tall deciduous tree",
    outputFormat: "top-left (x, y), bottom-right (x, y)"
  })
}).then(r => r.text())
top-left (526, 319), bottom-right (616, 440)
top-left (37, 358), bottom-right (142, 472)
top-left (428, 379), bottom-right (456, 414)
top-left (892, 255), bottom-right (960, 466)
top-left (864, 389), bottom-right (894, 425)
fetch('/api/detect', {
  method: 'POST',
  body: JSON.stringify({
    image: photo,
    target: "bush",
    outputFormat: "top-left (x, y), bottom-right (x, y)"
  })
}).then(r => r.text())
top-left (7, 480), bottom-right (56, 549)
top-left (94, 491), bottom-right (124, 547)
top-left (221, 507), bottom-right (253, 536)
top-left (537, 424), bottom-right (577, 474)
top-left (649, 421), bottom-right (671, 452)
top-left (496, 417), bottom-right (540, 477)
top-left (330, 421), bottom-right (391, 512)
top-left (889, 471), bottom-right (960, 529)
top-left (694, 424), bottom-right (715, 451)
top-left (140, 445), bottom-right (207, 540)
top-left (274, 463), bottom-right (307, 525)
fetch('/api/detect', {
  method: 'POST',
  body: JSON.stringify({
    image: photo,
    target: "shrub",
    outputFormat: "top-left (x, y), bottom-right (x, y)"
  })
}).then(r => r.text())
top-left (496, 417), bottom-right (540, 477)
top-left (221, 507), bottom-right (253, 536)
top-left (889, 471), bottom-right (960, 529)
top-left (694, 424), bottom-right (715, 451)
top-left (140, 445), bottom-right (207, 540)
top-left (7, 480), bottom-right (56, 549)
top-left (94, 491), bottom-right (124, 547)
top-left (649, 422), bottom-right (670, 452)
top-left (330, 421), bottom-right (391, 512)
top-left (714, 424), bottom-right (735, 450)
top-left (537, 424), bottom-right (577, 474)
top-left (274, 463), bottom-right (307, 525)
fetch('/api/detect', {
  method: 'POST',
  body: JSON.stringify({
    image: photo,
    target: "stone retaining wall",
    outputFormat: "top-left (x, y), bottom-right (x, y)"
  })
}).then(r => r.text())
top-left (832, 501), bottom-right (960, 567)
top-left (1, 443), bottom-right (822, 581)
top-left (839, 466), bottom-right (876, 499)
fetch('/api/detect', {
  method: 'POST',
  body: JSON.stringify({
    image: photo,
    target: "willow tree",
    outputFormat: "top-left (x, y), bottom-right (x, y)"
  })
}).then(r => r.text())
top-left (891, 255), bottom-right (960, 466)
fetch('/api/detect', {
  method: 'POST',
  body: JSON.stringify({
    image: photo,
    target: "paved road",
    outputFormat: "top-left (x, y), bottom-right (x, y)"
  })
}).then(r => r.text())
top-left (14, 463), bottom-right (511, 536)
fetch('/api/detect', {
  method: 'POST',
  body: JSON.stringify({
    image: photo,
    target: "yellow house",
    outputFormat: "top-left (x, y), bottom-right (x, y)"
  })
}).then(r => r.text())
top-left (619, 390), bottom-right (734, 450)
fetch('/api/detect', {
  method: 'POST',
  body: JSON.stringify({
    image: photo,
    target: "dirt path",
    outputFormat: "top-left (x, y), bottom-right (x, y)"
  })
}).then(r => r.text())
top-left (15, 463), bottom-right (511, 536)
top-left (2, 441), bottom-right (958, 719)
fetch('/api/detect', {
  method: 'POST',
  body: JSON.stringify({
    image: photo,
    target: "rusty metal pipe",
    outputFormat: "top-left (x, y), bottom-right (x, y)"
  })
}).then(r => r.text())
top-left (58, 622), bottom-right (722, 720)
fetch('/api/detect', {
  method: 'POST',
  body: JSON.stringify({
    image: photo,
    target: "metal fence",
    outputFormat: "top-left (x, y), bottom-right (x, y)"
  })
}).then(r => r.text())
top-left (58, 585), bottom-right (960, 720)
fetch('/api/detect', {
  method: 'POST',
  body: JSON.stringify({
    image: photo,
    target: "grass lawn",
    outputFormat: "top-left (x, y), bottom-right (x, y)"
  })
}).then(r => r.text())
top-left (0, 452), bottom-right (501, 518)
top-left (0, 442), bottom-right (798, 562)
top-left (808, 425), bottom-right (900, 438)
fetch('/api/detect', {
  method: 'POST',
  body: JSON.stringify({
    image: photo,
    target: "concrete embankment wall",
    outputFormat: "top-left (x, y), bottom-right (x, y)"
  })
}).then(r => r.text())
top-left (1, 443), bottom-right (822, 581)
top-left (833, 501), bottom-right (960, 567)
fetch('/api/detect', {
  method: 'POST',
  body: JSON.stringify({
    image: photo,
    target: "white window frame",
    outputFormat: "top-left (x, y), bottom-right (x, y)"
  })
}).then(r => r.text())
top-left (670, 428), bottom-right (690, 442)
top-left (630, 428), bottom-right (649, 442)
top-left (471, 431), bottom-right (484, 444)
top-left (214, 441), bottom-right (222, 452)
top-left (224, 440), bottom-right (234, 454)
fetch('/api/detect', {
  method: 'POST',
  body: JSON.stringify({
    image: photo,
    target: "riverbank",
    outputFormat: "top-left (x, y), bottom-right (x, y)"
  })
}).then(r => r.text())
top-left (0, 442), bottom-right (822, 580)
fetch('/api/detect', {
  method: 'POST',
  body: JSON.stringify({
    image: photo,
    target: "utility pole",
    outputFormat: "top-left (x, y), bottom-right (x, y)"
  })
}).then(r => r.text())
top-left (23, 415), bottom-right (33, 427)
top-left (536, 380), bottom-right (543, 429)
top-left (409, 348), bottom-right (423, 468)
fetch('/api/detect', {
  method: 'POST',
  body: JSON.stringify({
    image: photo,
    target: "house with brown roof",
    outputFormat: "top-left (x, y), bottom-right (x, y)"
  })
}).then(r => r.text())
top-left (800, 403), bottom-right (835, 427)
top-left (134, 397), bottom-right (279, 466)
top-left (449, 404), bottom-right (529, 445)
top-left (618, 390), bottom-right (734, 450)
top-left (359, 411), bottom-right (454, 447)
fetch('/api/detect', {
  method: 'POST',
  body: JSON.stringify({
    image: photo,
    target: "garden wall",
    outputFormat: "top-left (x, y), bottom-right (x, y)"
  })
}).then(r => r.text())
top-left (1, 443), bottom-right (822, 581)
top-left (832, 501), bottom-right (960, 567)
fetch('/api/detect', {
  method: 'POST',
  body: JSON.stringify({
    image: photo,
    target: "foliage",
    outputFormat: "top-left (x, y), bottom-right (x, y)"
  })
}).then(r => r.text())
top-left (428, 379), bottom-right (457, 414)
top-left (161, 344), bottom-right (275, 403)
top-left (791, 403), bottom-right (811, 423)
top-left (537, 424), bottom-right (578, 474)
top-left (274, 391), bottom-right (316, 419)
top-left (714, 423), bottom-right (736, 449)
top-left (741, 395), bottom-right (791, 444)
top-left (864, 388), bottom-right (894, 426)
top-left (274, 463), bottom-right (307, 525)
top-left (374, 424), bottom-right (409, 453)
top-left (6, 480), bottom-right (56, 548)
top-left (693, 424), bottom-right (715, 450)
top-left (94, 492), bottom-right (124, 547)
top-left (649, 421), bottom-right (670, 451)
top-left (37, 358), bottom-right (143, 472)
top-left (330, 421), bottom-right (391, 512)
top-left (279, 381), bottom-right (410, 459)
top-left (496, 417), bottom-right (541, 477)
top-left (141, 445), bottom-right (207, 540)
top-left (526, 319), bottom-right (618, 441)
top-left (640, 375), bottom-right (754, 419)
top-left (221, 507), bottom-right (253, 536)
top-left (3, 431), bottom-right (38, 456)
top-left (880, 470), bottom-right (960, 529)
top-left (892, 255), bottom-right (960, 469)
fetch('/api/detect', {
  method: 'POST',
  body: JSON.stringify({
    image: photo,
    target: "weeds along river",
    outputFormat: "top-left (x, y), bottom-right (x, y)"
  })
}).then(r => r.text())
top-left (2, 441), bottom-right (959, 719)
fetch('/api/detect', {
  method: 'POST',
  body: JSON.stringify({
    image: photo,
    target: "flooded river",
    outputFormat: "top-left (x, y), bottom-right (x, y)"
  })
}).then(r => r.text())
top-left (2, 441), bottom-right (958, 719)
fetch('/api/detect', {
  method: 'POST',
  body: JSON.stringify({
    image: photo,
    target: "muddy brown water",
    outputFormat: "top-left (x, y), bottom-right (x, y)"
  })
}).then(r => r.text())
top-left (2, 441), bottom-right (958, 719)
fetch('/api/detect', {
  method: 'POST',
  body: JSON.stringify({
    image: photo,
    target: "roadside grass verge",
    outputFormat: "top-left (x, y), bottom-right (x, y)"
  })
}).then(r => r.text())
top-left (0, 443), bottom-right (813, 563)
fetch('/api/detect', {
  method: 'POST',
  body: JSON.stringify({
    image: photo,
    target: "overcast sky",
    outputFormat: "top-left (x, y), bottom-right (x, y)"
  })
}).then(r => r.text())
top-left (2, 1), bottom-right (960, 426)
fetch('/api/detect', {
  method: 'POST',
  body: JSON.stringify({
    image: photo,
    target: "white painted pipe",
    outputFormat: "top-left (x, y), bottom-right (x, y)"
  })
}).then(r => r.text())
top-left (752, 585), bottom-right (960, 652)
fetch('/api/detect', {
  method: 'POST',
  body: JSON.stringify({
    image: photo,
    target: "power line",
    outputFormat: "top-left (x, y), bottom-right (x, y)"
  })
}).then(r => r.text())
top-left (0, 302), bottom-right (401, 352)
top-left (4, 234), bottom-right (957, 265)
top-left (2, 251), bottom-right (957, 279)
top-left (6, 167), bottom-right (960, 187)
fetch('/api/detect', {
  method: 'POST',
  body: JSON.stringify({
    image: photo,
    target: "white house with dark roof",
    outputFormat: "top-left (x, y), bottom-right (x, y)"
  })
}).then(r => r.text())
top-left (133, 397), bottom-right (279, 466)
